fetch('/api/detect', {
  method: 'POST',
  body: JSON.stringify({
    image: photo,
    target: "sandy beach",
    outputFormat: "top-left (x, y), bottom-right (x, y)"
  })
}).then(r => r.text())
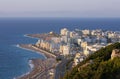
top-left (17, 44), bottom-right (57, 79)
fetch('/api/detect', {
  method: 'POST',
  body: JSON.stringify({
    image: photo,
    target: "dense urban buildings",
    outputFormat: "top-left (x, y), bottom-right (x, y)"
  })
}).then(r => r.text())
top-left (35, 28), bottom-right (120, 66)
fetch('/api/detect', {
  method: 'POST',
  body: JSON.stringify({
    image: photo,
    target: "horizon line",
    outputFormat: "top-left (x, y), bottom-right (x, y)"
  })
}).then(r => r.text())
top-left (0, 16), bottom-right (120, 19)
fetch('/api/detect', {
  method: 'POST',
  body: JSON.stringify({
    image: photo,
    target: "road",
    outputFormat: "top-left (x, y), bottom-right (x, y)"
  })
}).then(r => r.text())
top-left (55, 58), bottom-right (69, 79)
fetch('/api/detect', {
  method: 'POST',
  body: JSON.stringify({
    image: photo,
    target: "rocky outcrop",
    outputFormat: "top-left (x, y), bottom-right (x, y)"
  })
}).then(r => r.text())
top-left (111, 49), bottom-right (120, 60)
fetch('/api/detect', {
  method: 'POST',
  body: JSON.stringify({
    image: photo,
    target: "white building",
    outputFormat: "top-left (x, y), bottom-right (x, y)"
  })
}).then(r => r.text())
top-left (74, 53), bottom-right (86, 66)
top-left (81, 42), bottom-right (88, 50)
top-left (61, 35), bottom-right (69, 43)
top-left (77, 38), bottom-right (83, 45)
top-left (84, 44), bottom-right (105, 56)
top-left (60, 28), bottom-right (68, 36)
top-left (60, 44), bottom-right (70, 56)
top-left (82, 29), bottom-right (90, 35)
top-left (63, 45), bottom-right (70, 56)
top-left (51, 37), bottom-right (61, 43)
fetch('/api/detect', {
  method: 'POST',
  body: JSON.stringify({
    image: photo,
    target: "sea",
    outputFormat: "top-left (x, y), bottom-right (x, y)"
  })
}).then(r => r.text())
top-left (0, 18), bottom-right (120, 79)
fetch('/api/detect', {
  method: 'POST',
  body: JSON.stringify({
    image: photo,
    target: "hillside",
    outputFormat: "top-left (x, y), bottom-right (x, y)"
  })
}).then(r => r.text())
top-left (63, 42), bottom-right (120, 79)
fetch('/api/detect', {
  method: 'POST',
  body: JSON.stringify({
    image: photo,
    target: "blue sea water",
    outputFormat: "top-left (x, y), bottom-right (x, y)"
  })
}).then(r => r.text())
top-left (0, 18), bottom-right (120, 79)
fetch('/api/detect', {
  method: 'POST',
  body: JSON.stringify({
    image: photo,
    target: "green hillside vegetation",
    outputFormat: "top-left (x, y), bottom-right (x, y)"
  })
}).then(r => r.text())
top-left (63, 42), bottom-right (120, 79)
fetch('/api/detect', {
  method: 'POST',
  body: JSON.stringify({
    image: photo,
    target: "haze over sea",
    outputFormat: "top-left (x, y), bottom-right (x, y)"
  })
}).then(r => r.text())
top-left (0, 18), bottom-right (120, 79)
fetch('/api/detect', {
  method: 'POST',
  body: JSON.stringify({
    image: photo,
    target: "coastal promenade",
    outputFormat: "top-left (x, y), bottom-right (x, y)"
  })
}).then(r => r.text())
top-left (19, 44), bottom-right (56, 58)
top-left (18, 44), bottom-right (57, 79)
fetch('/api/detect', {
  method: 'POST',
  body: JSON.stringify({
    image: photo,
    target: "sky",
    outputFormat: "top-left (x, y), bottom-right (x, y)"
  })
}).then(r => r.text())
top-left (0, 0), bottom-right (120, 17)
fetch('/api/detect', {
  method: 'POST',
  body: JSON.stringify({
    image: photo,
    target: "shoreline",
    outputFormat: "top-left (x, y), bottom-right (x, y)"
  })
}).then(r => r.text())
top-left (15, 60), bottom-right (34, 79)
top-left (16, 44), bottom-right (47, 59)
top-left (24, 34), bottom-right (39, 39)
top-left (18, 44), bottom-right (56, 58)
top-left (25, 34), bottom-right (42, 39)
top-left (28, 60), bottom-right (34, 71)
top-left (16, 44), bottom-right (57, 79)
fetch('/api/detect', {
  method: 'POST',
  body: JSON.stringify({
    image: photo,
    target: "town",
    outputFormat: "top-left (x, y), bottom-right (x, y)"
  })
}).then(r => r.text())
top-left (31, 28), bottom-right (120, 66)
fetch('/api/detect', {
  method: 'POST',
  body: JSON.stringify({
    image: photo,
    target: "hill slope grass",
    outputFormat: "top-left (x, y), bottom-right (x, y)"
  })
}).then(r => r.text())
top-left (63, 42), bottom-right (120, 79)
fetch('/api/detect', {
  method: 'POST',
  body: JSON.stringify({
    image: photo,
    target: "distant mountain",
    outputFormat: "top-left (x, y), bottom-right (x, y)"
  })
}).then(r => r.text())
top-left (63, 42), bottom-right (120, 79)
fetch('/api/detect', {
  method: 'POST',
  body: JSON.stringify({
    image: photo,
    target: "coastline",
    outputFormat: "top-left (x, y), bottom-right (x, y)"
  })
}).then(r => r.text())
top-left (15, 59), bottom-right (34, 79)
top-left (24, 34), bottom-right (39, 39)
top-left (16, 44), bottom-right (47, 59)
top-left (18, 44), bottom-right (56, 58)
top-left (25, 34), bottom-right (43, 39)
top-left (17, 44), bottom-right (57, 79)
top-left (28, 60), bottom-right (34, 71)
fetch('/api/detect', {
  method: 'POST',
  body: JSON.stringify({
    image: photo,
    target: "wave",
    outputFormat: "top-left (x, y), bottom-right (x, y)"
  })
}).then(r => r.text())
top-left (29, 60), bottom-right (34, 70)
top-left (14, 60), bottom-right (34, 79)
top-left (13, 44), bottom-right (47, 79)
